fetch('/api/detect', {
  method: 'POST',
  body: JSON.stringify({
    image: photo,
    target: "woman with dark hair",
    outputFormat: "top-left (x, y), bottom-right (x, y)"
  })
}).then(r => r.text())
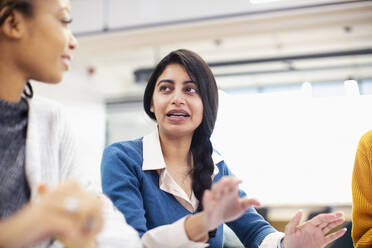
top-left (0, 0), bottom-right (140, 247)
top-left (101, 49), bottom-right (346, 248)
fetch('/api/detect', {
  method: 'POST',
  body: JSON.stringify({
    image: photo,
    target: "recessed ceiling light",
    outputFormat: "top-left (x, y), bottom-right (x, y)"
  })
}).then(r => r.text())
top-left (250, 0), bottom-right (285, 4)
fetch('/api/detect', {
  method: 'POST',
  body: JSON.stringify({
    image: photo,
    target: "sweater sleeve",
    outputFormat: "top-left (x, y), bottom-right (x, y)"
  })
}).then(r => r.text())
top-left (101, 142), bottom-right (149, 236)
top-left (219, 163), bottom-right (278, 248)
top-left (352, 130), bottom-right (372, 248)
top-left (101, 142), bottom-right (210, 248)
top-left (57, 111), bottom-right (141, 248)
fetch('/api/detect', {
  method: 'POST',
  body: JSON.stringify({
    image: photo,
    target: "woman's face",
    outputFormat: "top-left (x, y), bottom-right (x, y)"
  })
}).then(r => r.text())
top-left (151, 63), bottom-right (204, 138)
top-left (17, 0), bottom-right (77, 83)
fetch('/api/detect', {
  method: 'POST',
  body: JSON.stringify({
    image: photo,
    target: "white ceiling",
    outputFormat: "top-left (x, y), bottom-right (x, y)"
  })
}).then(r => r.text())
top-left (58, 0), bottom-right (372, 101)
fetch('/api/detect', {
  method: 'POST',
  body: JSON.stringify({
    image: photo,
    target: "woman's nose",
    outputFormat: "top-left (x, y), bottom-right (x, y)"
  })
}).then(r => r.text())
top-left (68, 31), bottom-right (78, 50)
top-left (171, 91), bottom-right (185, 105)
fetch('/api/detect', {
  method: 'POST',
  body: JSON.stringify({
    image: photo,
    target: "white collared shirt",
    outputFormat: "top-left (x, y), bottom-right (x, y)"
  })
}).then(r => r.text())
top-left (141, 129), bottom-right (284, 248)
top-left (142, 129), bottom-right (221, 212)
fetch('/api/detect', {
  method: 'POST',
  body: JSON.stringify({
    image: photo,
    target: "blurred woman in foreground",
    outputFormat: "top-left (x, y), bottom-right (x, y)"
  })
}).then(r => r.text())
top-left (0, 0), bottom-right (140, 247)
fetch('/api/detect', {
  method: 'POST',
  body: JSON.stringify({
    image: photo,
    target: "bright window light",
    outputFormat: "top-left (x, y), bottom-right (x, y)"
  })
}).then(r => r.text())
top-left (212, 90), bottom-right (372, 205)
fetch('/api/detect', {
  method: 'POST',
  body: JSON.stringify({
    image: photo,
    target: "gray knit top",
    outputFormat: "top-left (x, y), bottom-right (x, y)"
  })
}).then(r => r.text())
top-left (0, 97), bottom-right (30, 220)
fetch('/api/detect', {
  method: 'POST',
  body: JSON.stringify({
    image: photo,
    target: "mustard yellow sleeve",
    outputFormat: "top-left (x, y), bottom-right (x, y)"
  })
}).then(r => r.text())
top-left (352, 130), bottom-right (372, 248)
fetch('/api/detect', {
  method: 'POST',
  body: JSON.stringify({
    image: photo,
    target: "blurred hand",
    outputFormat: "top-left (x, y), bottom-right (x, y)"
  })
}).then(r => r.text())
top-left (282, 210), bottom-right (346, 248)
top-left (1, 180), bottom-right (103, 248)
top-left (202, 176), bottom-right (260, 230)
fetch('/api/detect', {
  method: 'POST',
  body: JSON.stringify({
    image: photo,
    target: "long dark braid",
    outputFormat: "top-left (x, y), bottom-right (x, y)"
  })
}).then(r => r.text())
top-left (191, 129), bottom-right (214, 212)
top-left (144, 49), bottom-right (219, 239)
top-left (190, 126), bottom-right (217, 238)
top-left (188, 53), bottom-right (218, 237)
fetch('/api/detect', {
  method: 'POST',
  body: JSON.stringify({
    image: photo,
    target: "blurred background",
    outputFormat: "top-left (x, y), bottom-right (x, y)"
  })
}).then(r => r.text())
top-left (32, 0), bottom-right (372, 245)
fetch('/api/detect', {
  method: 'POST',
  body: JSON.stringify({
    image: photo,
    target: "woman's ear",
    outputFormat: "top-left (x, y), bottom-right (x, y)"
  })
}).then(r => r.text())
top-left (150, 102), bottom-right (154, 113)
top-left (0, 9), bottom-right (26, 40)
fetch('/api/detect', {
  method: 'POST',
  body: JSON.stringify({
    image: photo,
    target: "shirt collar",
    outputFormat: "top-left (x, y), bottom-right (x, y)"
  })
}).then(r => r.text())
top-left (142, 128), bottom-right (222, 176)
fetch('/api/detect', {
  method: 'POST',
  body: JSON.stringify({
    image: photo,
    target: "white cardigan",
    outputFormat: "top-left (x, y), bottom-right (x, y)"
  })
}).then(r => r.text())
top-left (25, 97), bottom-right (141, 248)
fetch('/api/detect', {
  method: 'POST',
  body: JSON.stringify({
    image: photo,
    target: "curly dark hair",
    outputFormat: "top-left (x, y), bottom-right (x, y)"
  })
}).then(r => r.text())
top-left (143, 49), bottom-right (219, 238)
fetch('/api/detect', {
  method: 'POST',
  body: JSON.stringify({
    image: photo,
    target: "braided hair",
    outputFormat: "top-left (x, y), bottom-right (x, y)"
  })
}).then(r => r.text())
top-left (144, 49), bottom-right (219, 238)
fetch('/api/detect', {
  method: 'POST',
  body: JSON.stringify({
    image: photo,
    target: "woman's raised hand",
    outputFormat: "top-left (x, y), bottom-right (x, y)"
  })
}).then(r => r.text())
top-left (282, 210), bottom-right (346, 248)
top-left (202, 176), bottom-right (260, 230)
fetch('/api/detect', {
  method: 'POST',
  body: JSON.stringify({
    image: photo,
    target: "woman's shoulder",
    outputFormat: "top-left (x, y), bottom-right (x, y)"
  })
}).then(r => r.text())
top-left (357, 130), bottom-right (372, 155)
top-left (27, 96), bottom-right (63, 116)
top-left (214, 152), bottom-right (232, 178)
top-left (212, 149), bottom-right (228, 170)
top-left (103, 138), bottom-right (144, 165)
top-left (106, 138), bottom-right (143, 154)
top-left (26, 96), bottom-right (73, 142)
top-left (26, 96), bottom-right (69, 132)
top-left (101, 138), bottom-right (145, 177)
top-left (360, 130), bottom-right (372, 144)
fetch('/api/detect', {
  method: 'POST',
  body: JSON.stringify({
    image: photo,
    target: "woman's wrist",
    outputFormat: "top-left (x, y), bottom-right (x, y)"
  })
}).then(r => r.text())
top-left (281, 237), bottom-right (286, 248)
top-left (0, 205), bottom-right (34, 248)
top-left (184, 213), bottom-right (209, 242)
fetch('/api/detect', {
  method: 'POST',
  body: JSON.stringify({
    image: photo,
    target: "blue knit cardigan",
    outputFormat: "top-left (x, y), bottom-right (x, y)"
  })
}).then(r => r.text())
top-left (101, 138), bottom-right (277, 248)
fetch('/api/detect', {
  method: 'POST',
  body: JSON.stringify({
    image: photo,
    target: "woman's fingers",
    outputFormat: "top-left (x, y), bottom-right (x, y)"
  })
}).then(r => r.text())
top-left (60, 190), bottom-right (103, 247)
top-left (285, 210), bottom-right (303, 234)
top-left (36, 180), bottom-right (104, 242)
top-left (239, 198), bottom-right (261, 210)
top-left (321, 218), bottom-right (345, 235)
top-left (39, 209), bottom-right (78, 241)
top-left (309, 212), bottom-right (344, 227)
top-left (324, 227), bottom-right (347, 245)
top-left (211, 176), bottom-right (241, 200)
top-left (79, 198), bottom-right (104, 236)
top-left (203, 189), bottom-right (212, 201)
top-left (19, 180), bottom-right (104, 248)
top-left (334, 212), bottom-right (344, 218)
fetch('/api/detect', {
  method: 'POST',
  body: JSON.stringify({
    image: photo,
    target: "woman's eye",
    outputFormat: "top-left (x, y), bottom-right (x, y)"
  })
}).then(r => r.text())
top-left (61, 18), bottom-right (73, 25)
top-left (185, 87), bottom-right (197, 93)
top-left (159, 85), bottom-right (171, 92)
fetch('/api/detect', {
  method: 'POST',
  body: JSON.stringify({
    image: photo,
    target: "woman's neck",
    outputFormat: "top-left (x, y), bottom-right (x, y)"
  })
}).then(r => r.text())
top-left (0, 51), bottom-right (27, 103)
top-left (159, 130), bottom-right (193, 169)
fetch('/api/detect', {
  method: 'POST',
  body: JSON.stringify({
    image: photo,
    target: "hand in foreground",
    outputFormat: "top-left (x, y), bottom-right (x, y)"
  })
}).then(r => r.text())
top-left (202, 176), bottom-right (260, 230)
top-left (282, 210), bottom-right (346, 248)
top-left (0, 180), bottom-right (103, 248)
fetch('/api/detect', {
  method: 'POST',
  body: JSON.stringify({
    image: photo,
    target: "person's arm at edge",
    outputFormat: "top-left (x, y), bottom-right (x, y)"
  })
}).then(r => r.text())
top-left (0, 205), bottom-right (34, 248)
top-left (352, 132), bottom-right (372, 247)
